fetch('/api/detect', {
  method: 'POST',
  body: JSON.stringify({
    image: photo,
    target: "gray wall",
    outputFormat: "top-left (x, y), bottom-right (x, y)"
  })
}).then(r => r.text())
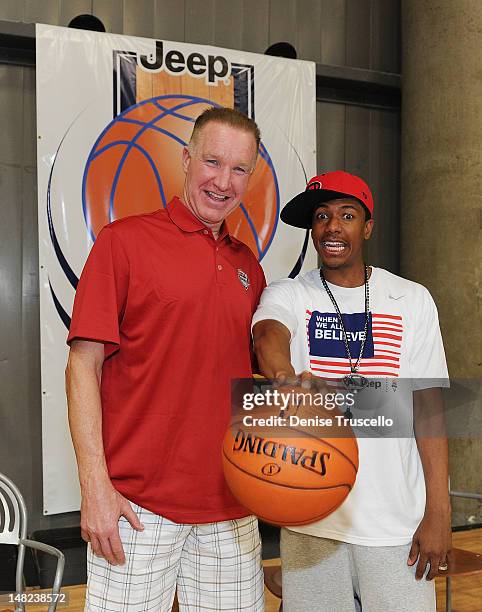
top-left (0, 0), bottom-right (400, 533)
top-left (317, 102), bottom-right (400, 274)
top-left (0, 0), bottom-right (400, 69)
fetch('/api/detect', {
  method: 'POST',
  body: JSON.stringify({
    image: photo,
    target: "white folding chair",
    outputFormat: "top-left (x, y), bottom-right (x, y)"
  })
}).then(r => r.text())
top-left (0, 473), bottom-right (65, 612)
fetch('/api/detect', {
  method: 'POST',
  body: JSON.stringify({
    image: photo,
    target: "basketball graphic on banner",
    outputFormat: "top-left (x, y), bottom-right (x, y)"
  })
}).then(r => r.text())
top-left (83, 95), bottom-right (279, 260)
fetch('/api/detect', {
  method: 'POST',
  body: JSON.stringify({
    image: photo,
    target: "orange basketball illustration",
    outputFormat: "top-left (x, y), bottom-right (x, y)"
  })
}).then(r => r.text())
top-left (83, 96), bottom-right (279, 260)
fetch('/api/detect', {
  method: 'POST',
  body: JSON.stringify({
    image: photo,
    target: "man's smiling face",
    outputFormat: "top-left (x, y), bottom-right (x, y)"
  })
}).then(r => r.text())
top-left (181, 121), bottom-right (258, 232)
top-left (311, 198), bottom-right (373, 271)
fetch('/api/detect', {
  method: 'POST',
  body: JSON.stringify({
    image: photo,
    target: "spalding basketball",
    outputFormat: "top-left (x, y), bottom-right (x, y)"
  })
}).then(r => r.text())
top-left (222, 405), bottom-right (358, 526)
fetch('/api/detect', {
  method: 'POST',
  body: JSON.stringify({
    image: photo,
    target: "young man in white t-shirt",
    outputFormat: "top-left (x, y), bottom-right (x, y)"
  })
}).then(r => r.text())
top-left (252, 171), bottom-right (451, 612)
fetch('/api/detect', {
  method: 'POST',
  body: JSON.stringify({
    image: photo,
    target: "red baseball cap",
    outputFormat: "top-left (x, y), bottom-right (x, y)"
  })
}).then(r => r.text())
top-left (281, 170), bottom-right (374, 229)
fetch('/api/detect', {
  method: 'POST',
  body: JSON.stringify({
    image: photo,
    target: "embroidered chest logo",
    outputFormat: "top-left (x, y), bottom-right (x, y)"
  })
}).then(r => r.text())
top-left (237, 269), bottom-right (250, 291)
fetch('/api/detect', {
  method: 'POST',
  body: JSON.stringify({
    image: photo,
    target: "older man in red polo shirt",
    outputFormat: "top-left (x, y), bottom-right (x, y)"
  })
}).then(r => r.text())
top-left (66, 107), bottom-right (266, 611)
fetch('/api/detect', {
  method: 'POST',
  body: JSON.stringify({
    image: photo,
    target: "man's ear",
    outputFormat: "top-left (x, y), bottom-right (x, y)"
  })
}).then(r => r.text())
top-left (182, 146), bottom-right (191, 173)
top-left (364, 218), bottom-right (374, 240)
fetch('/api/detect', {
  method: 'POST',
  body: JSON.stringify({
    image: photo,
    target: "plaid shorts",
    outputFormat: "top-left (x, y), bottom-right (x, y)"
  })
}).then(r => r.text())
top-left (85, 504), bottom-right (264, 611)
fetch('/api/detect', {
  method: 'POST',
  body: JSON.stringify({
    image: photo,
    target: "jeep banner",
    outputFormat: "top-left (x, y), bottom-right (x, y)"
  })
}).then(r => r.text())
top-left (36, 24), bottom-right (316, 514)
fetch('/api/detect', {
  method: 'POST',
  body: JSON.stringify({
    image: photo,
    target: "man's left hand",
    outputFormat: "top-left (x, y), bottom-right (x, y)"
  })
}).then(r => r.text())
top-left (407, 509), bottom-right (452, 580)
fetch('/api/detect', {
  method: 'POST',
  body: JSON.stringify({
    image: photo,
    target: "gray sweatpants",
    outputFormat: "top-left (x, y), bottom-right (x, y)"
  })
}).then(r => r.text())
top-left (281, 528), bottom-right (436, 612)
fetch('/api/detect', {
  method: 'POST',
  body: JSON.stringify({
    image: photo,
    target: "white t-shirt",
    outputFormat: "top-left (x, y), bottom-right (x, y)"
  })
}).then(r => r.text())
top-left (252, 267), bottom-right (449, 546)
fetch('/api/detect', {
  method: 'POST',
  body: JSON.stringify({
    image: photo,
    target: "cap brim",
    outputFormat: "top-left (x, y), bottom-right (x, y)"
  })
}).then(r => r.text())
top-left (281, 189), bottom-right (356, 229)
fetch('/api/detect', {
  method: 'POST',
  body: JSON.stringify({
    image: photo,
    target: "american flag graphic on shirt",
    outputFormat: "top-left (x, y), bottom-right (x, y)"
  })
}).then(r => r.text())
top-left (306, 309), bottom-right (403, 379)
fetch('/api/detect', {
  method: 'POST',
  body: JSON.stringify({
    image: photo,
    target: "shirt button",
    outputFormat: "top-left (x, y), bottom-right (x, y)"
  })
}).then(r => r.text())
top-left (217, 264), bottom-right (223, 271)
top-left (203, 229), bottom-right (209, 235)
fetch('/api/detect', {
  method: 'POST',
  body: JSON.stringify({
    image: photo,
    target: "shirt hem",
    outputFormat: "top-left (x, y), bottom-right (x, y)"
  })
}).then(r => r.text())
top-left (287, 526), bottom-right (414, 547)
top-left (160, 507), bottom-right (251, 524)
top-left (123, 493), bottom-right (251, 524)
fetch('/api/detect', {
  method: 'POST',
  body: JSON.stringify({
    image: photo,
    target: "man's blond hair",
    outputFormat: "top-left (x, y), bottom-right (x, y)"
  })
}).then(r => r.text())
top-left (188, 107), bottom-right (261, 154)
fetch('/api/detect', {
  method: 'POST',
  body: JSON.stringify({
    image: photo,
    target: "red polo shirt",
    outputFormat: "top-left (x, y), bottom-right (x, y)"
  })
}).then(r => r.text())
top-left (68, 197), bottom-right (266, 523)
